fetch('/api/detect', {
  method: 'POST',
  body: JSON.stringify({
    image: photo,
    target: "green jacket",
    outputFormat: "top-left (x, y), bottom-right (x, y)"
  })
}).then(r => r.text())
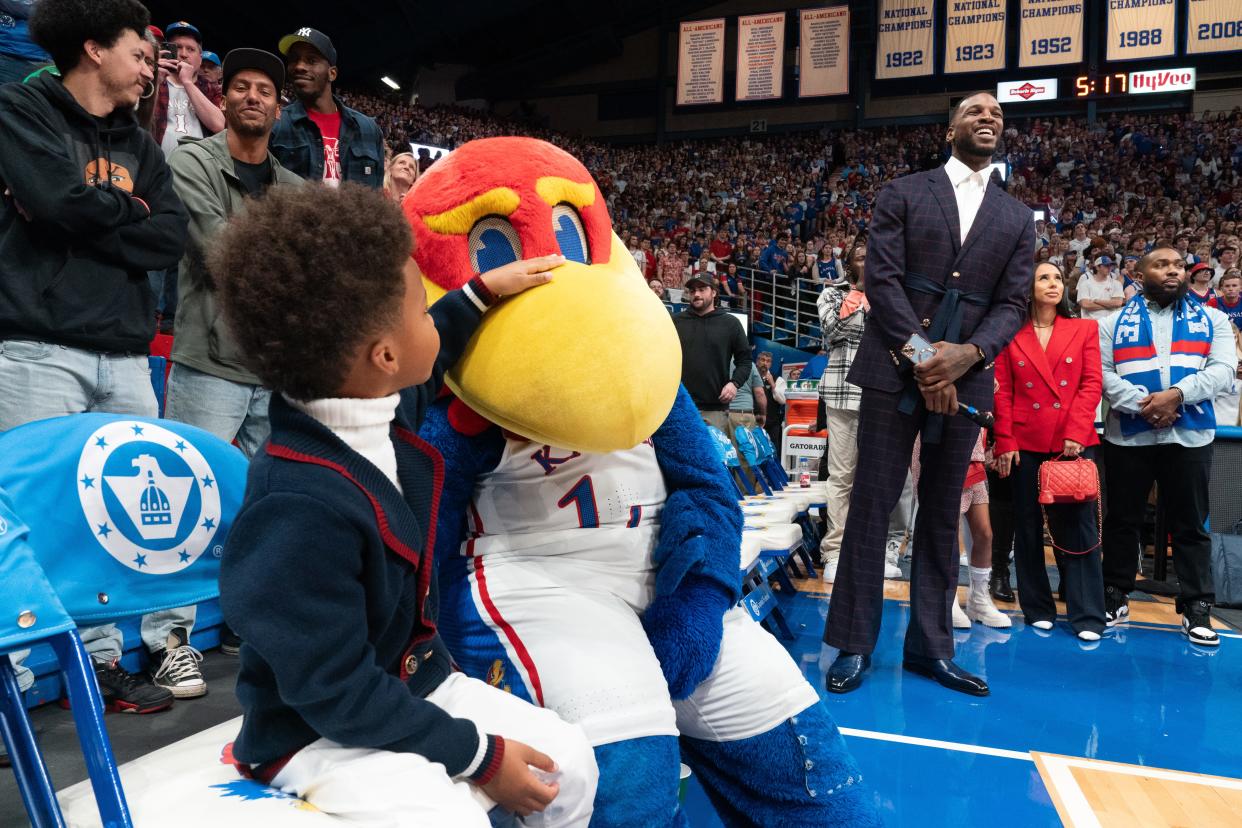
top-left (168, 130), bottom-right (302, 384)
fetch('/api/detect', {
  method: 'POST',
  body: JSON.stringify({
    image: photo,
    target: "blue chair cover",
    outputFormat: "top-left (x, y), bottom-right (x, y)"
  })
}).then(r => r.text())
top-left (704, 426), bottom-right (741, 468)
top-left (0, 490), bottom-right (74, 654)
top-left (733, 426), bottom-right (761, 467)
top-left (0, 413), bottom-right (247, 626)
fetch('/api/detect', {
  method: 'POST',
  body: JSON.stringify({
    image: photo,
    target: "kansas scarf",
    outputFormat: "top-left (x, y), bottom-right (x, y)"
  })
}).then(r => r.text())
top-left (1112, 294), bottom-right (1215, 435)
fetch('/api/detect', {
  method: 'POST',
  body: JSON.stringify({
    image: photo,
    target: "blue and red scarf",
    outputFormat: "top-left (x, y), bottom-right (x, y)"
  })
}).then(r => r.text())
top-left (1112, 294), bottom-right (1215, 435)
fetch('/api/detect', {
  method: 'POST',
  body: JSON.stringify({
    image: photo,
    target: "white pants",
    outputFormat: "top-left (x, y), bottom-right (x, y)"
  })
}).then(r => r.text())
top-left (821, 407), bottom-right (860, 565)
top-left (270, 673), bottom-right (598, 828)
top-left (466, 544), bottom-right (818, 746)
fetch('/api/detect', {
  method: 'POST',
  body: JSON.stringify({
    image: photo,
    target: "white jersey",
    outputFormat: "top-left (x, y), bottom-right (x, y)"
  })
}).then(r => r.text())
top-left (464, 436), bottom-right (668, 606)
top-left (452, 434), bottom-right (818, 748)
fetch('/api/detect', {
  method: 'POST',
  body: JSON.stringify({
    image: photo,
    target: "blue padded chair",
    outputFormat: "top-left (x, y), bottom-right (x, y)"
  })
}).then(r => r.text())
top-left (0, 414), bottom-right (248, 828)
top-left (704, 426), bottom-right (796, 639)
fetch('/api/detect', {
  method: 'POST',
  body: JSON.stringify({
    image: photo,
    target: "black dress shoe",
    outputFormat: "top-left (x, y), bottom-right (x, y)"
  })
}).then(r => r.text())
top-left (989, 572), bottom-right (1015, 602)
top-left (826, 651), bottom-right (871, 694)
top-left (902, 655), bottom-right (989, 696)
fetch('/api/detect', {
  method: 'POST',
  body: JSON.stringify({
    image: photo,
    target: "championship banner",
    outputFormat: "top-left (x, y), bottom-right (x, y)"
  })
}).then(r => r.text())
top-left (944, 0), bottom-right (1006, 73)
top-left (676, 18), bottom-right (725, 106)
top-left (736, 12), bottom-right (786, 102)
top-left (875, 0), bottom-right (934, 80)
top-left (799, 6), bottom-right (850, 97)
top-left (1018, 0), bottom-right (1083, 68)
top-left (1187, 0), bottom-right (1242, 55)
top-left (1106, 0), bottom-right (1175, 62)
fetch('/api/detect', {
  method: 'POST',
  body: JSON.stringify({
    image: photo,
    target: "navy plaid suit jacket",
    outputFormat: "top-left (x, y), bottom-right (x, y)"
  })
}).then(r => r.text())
top-left (847, 166), bottom-right (1036, 407)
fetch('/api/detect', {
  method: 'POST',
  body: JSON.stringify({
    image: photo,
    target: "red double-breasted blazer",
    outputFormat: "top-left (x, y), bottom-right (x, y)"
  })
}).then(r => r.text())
top-left (994, 317), bottom-right (1103, 455)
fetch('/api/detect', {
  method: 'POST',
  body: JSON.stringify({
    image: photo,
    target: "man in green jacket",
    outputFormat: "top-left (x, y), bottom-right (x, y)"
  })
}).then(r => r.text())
top-left (167, 48), bottom-right (301, 463)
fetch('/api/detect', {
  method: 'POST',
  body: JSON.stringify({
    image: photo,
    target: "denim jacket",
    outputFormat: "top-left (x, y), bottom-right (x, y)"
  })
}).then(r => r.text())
top-left (268, 95), bottom-right (385, 189)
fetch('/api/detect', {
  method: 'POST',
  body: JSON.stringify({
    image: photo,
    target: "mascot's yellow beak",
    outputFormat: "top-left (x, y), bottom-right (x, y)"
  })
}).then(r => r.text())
top-left (426, 232), bottom-right (682, 453)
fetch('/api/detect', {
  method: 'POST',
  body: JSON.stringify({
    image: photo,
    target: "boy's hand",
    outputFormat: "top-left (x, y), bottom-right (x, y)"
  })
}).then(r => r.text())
top-left (479, 739), bottom-right (559, 817)
top-left (479, 255), bottom-right (563, 299)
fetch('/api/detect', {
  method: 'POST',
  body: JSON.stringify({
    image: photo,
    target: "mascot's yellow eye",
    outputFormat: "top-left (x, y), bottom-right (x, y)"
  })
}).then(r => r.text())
top-left (551, 204), bottom-right (590, 265)
top-left (468, 216), bottom-right (523, 274)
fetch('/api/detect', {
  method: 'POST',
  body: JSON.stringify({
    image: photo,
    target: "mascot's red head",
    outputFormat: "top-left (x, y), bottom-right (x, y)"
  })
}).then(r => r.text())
top-left (402, 137), bottom-right (682, 453)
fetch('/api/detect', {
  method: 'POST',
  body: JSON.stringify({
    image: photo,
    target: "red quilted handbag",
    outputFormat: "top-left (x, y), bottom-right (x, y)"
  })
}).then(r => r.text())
top-left (1038, 454), bottom-right (1102, 556)
top-left (1038, 455), bottom-right (1098, 504)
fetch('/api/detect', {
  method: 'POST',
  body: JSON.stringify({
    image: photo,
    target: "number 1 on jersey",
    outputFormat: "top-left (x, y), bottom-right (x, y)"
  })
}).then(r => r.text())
top-left (557, 475), bottom-right (599, 528)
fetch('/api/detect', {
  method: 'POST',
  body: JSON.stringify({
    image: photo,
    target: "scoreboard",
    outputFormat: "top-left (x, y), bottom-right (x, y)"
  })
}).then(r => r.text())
top-left (996, 66), bottom-right (1197, 102)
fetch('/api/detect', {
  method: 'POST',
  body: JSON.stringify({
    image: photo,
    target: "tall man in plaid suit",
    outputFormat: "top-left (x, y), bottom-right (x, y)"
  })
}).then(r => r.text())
top-left (823, 93), bottom-right (1035, 696)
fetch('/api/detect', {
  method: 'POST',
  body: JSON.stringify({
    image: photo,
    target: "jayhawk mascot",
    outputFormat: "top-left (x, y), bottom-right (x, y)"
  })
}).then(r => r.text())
top-left (410, 137), bottom-right (878, 826)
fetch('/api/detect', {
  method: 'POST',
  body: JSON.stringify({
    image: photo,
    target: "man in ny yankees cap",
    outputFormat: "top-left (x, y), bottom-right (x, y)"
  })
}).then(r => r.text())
top-left (268, 26), bottom-right (385, 189)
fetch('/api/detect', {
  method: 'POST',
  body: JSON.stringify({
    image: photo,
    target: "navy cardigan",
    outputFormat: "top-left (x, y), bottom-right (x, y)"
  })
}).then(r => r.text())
top-left (220, 289), bottom-right (503, 782)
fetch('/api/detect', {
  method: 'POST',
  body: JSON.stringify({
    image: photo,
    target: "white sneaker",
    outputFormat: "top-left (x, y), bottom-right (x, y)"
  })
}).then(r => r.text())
top-left (965, 585), bottom-right (1012, 629)
top-left (952, 598), bottom-right (971, 629)
top-left (884, 540), bottom-right (903, 579)
top-left (1031, 620), bottom-right (1054, 630)
top-left (1077, 630), bottom-right (1101, 642)
top-left (823, 562), bottom-right (838, 584)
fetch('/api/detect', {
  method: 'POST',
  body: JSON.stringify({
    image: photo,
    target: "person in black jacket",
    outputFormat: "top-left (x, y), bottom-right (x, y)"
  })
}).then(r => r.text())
top-left (214, 184), bottom-right (596, 825)
top-left (0, 0), bottom-right (187, 716)
top-left (672, 273), bottom-right (752, 436)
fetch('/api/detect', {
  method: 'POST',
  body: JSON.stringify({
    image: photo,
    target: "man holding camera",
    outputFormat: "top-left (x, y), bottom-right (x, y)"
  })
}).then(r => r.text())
top-left (152, 21), bottom-right (222, 158)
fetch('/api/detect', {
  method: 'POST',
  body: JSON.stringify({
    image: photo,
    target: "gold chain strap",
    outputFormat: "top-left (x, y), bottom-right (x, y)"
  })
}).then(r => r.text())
top-left (1040, 474), bottom-right (1103, 556)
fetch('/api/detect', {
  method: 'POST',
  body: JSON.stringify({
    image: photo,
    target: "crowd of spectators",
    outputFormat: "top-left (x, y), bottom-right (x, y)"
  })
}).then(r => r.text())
top-left (5, 0), bottom-right (1242, 767)
top-left (342, 85), bottom-right (1242, 346)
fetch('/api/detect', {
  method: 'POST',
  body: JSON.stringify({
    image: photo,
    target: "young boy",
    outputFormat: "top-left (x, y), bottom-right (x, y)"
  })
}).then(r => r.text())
top-left (214, 183), bottom-right (596, 826)
top-left (1209, 272), bottom-right (1242, 332)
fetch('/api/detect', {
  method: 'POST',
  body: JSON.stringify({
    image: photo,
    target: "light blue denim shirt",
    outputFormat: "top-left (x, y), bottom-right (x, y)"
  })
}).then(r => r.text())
top-left (1098, 299), bottom-right (1238, 447)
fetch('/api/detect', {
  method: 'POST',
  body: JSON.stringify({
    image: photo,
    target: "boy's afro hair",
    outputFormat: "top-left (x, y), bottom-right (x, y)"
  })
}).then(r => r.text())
top-left (212, 183), bottom-right (412, 401)
top-left (30, 0), bottom-right (150, 74)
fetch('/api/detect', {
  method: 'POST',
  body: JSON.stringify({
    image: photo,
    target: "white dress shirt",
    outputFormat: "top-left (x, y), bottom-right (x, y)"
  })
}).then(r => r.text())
top-left (1098, 299), bottom-right (1239, 448)
top-left (944, 155), bottom-right (988, 245)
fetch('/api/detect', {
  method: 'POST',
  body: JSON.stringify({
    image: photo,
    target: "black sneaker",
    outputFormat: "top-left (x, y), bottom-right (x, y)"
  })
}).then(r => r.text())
top-left (149, 627), bottom-right (206, 699)
top-left (95, 660), bottom-right (174, 714)
top-left (1104, 586), bottom-right (1129, 627)
top-left (1182, 601), bottom-right (1220, 647)
top-left (220, 624), bottom-right (242, 657)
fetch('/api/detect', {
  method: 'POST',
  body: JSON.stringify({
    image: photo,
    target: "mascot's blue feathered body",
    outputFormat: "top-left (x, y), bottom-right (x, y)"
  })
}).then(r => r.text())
top-left (408, 137), bottom-right (879, 827)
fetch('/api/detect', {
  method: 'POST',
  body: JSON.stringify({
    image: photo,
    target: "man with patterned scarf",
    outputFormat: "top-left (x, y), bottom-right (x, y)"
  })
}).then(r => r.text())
top-left (1098, 247), bottom-right (1238, 646)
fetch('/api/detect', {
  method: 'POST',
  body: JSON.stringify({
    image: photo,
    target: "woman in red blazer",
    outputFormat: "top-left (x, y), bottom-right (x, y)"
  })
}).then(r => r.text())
top-left (994, 261), bottom-right (1106, 640)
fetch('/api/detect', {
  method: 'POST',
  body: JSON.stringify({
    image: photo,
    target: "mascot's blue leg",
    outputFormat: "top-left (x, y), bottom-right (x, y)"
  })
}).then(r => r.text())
top-left (590, 736), bottom-right (685, 828)
top-left (680, 702), bottom-right (881, 827)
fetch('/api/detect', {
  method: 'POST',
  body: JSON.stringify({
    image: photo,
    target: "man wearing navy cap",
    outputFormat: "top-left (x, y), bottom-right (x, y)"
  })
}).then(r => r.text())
top-left (1076, 254), bottom-right (1124, 320)
top-left (269, 26), bottom-right (384, 188)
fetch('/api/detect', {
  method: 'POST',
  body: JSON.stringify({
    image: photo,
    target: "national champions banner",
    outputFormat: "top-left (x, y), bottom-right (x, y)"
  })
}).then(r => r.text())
top-left (799, 6), bottom-right (850, 97)
top-left (1187, 0), bottom-right (1242, 55)
top-left (944, 0), bottom-right (1007, 73)
top-left (1018, 0), bottom-right (1084, 68)
top-left (875, 0), bottom-right (934, 79)
top-left (676, 18), bottom-right (725, 106)
top-left (1106, 0), bottom-right (1176, 62)
top-left (736, 12), bottom-right (786, 102)
top-left (0, 414), bottom-right (248, 624)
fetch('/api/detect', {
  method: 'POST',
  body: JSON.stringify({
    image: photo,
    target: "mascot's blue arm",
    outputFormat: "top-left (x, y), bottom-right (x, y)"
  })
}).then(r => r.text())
top-left (419, 397), bottom-right (504, 571)
top-left (643, 385), bottom-right (745, 699)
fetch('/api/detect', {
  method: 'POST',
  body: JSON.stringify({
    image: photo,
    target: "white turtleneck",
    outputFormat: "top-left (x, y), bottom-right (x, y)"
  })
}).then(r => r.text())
top-left (286, 394), bottom-right (403, 494)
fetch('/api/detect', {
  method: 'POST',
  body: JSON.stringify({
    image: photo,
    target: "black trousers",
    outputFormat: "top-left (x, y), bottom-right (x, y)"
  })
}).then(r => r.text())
top-left (1101, 439), bottom-right (1215, 608)
top-left (1012, 449), bottom-right (1106, 634)
top-left (986, 466), bottom-right (1014, 578)
top-left (823, 387), bottom-right (980, 659)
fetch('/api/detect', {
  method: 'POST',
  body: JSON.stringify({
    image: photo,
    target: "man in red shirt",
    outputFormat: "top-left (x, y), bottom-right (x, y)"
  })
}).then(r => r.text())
top-left (708, 229), bottom-right (733, 263)
top-left (269, 27), bottom-right (385, 189)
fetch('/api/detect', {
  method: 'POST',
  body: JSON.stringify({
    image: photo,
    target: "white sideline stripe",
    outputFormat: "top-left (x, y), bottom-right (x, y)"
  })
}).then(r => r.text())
top-left (838, 727), bottom-right (1032, 761)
